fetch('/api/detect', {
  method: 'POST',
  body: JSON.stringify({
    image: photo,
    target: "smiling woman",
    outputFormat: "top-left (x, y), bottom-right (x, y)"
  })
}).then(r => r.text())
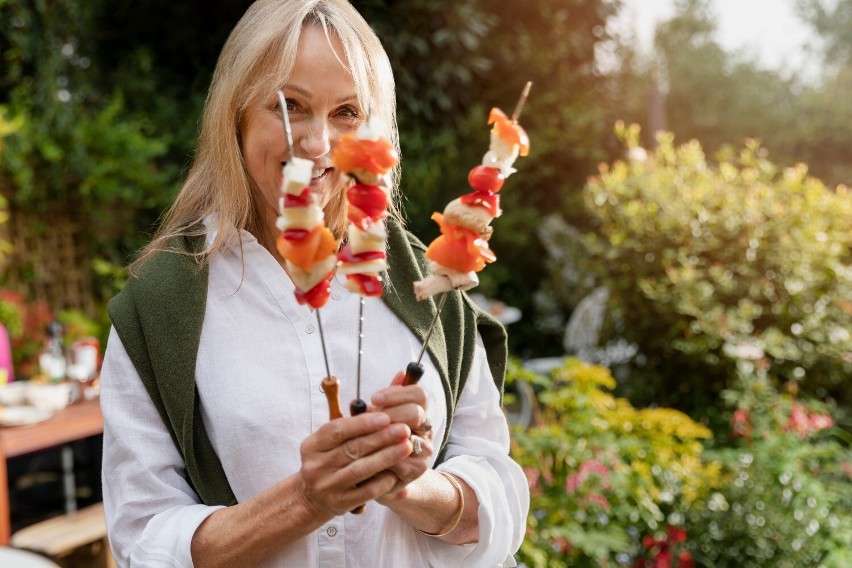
top-left (240, 26), bottom-right (363, 248)
top-left (99, 1), bottom-right (529, 567)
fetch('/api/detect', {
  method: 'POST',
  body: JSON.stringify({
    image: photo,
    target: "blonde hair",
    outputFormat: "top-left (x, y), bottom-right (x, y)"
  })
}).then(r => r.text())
top-left (132, 0), bottom-right (400, 271)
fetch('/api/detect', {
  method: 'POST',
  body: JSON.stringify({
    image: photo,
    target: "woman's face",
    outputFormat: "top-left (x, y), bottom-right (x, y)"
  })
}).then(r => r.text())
top-left (240, 25), bottom-right (363, 229)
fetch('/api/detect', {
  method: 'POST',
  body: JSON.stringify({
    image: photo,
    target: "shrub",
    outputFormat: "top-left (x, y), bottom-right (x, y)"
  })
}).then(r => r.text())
top-left (510, 358), bottom-right (852, 567)
top-left (685, 356), bottom-right (852, 567)
top-left (510, 358), bottom-right (717, 566)
top-left (538, 123), bottom-right (852, 420)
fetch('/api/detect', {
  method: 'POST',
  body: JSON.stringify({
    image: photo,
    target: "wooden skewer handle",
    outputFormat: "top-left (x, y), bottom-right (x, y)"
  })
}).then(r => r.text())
top-left (320, 376), bottom-right (344, 420)
top-left (403, 362), bottom-right (424, 386)
top-left (319, 376), bottom-right (366, 515)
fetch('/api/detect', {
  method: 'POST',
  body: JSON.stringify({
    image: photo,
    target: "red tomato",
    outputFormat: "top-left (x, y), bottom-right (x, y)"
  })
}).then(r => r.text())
top-left (337, 243), bottom-right (387, 263)
top-left (295, 275), bottom-right (333, 308)
top-left (346, 184), bottom-right (388, 224)
top-left (460, 190), bottom-right (500, 217)
top-left (346, 273), bottom-right (383, 297)
top-left (467, 165), bottom-right (505, 193)
top-left (283, 187), bottom-right (313, 208)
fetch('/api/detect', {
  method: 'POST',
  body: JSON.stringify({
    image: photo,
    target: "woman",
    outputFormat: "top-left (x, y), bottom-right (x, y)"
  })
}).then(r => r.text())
top-left (100, 1), bottom-right (529, 566)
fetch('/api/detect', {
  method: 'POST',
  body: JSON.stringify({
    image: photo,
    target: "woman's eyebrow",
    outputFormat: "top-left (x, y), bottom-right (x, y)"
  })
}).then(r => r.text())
top-left (285, 84), bottom-right (358, 105)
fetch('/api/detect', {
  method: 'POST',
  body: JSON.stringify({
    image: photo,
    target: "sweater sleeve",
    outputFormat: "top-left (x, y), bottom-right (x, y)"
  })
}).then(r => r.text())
top-left (422, 334), bottom-right (530, 567)
top-left (101, 328), bottom-right (226, 567)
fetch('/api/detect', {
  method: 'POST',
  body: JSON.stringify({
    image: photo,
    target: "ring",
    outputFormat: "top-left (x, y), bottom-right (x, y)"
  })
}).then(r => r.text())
top-left (417, 418), bottom-right (433, 434)
top-left (410, 434), bottom-right (423, 455)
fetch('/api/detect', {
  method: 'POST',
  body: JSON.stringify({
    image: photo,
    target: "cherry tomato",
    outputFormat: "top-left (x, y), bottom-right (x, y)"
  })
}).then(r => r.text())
top-left (467, 165), bottom-right (505, 193)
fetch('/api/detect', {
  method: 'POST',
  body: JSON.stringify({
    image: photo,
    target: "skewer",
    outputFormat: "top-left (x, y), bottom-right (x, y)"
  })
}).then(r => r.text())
top-left (511, 81), bottom-right (532, 122)
top-left (404, 83), bottom-right (532, 386)
top-left (351, 298), bottom-right (368, 415)
top-left (279, 88), bottom-right (364, 513)
top-left (277, 90), bottom-right (295, 156)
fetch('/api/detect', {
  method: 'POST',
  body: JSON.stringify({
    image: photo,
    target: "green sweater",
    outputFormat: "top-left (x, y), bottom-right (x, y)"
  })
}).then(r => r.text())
top-left (107, 219), bottom-right (507, 506)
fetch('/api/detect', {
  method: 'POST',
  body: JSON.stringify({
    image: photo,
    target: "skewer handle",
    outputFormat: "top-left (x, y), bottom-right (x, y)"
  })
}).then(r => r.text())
top-left (320, 376), bottom-right (366, 514)
top-left (403, 362), bottom-right (424, 386)
top-left (350, 399), bottom-right (368, 415)
top-left (320, 376), bottom-right (344, 420)
top-left (348, 398), bottom-right (368, 514)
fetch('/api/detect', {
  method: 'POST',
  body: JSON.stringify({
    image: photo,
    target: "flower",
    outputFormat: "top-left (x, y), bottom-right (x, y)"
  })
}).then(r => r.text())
top-left (731, 408), bottom-right (752, 439)
top-left (784, 402), bottom-right (835, 438)
top-left (565, 459), bottom-right (611, 493)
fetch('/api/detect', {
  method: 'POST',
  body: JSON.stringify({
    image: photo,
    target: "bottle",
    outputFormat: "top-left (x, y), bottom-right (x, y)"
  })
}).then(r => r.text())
top-left (39, 320), bottom-right (67, 382)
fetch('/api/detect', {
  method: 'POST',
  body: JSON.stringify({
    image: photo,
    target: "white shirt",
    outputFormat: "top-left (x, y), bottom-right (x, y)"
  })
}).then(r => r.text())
top-left (100, 227), bottom-right (529, 567)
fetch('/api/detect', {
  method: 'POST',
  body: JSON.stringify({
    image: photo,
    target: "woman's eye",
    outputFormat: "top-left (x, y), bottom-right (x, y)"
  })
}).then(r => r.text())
top-left (337, 106), bottom-right (360, 120)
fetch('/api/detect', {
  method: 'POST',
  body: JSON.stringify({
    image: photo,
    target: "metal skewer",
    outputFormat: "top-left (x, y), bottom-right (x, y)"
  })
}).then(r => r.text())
top-left (277, 90), bottom-right (295, 158)
top-left (512, 81), bottom-right (532, 122)
top-left (350, 298), bottom-right (368, 415)
top-left (281, 89), bottom-right (366, 513)
top-left (403, 82), bottom-right (532, 386)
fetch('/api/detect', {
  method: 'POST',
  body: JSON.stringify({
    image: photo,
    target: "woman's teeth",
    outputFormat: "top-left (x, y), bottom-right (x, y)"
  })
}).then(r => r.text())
top-left (312, 168), bottom-right (326, 178)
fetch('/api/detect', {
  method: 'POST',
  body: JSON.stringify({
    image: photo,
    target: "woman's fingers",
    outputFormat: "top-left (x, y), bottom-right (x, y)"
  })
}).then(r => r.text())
top-left (371, 383), bottom-right (428, 432)
top-left (299, 412), bottom-right (417, 515)
top-left (303, 412), bottom-right (391, 453)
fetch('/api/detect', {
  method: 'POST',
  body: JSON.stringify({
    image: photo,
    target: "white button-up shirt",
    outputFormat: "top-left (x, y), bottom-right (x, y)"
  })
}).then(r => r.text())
top-left (101, 227), bottom-right (529, 567)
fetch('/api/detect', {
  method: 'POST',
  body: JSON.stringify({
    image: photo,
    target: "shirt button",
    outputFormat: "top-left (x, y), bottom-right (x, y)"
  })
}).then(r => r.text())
top-left (306, 326), bottom-right (314, 334)
top-left (326, 526), bottom-right (337, 537)
top-left (332, 293), bottom-right (340, 301)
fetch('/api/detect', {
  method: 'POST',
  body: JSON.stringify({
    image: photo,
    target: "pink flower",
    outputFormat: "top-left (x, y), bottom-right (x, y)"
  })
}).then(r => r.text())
top-left (523, 467), bottom-right (540, 491)
top-left (785, 402), bottom-right (811, 437)
top-left (566, 459), bottom-right (612, 493)
top-left (784, 402), bottom-right (835, 437)
top-left (731, 408), bottom-right (751, 438)
top-left (581, 492), bottom-right (611, 510)
top-left (808, 413), bottom-right (834, 432)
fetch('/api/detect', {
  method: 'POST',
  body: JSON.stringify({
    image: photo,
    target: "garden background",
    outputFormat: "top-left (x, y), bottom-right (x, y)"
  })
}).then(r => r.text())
top-left (0, 0), bottom-right (849, 565)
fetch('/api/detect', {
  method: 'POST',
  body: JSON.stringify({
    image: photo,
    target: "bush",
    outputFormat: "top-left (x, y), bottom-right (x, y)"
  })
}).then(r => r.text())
top-left (685, 355), bottom-right (851, 567)
top-left (538, 123), bottom-right (852, 420)
top-left (510, 358), bottom-right (852, 567)
top-left (510, 358), bottom-right (717, 566)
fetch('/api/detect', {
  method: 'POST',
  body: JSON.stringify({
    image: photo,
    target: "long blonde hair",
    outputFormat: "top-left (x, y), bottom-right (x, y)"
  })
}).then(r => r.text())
top-left (132, 0), bottom-right (400, 271)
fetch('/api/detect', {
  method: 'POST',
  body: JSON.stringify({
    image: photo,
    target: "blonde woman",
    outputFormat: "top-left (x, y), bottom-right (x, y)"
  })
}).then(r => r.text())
top-left (100, 1), bottom-right (528, 566)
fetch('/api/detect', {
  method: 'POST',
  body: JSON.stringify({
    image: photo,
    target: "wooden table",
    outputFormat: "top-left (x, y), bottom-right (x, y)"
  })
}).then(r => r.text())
top-left (0, 398), bottom-right (103, 545)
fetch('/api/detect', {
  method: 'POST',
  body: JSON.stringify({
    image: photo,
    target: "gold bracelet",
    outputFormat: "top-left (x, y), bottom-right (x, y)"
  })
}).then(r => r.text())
top-left (419, 471), bottom-right (465, 537)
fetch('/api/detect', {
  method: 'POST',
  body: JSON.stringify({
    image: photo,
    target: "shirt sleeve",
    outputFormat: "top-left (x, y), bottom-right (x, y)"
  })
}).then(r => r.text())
top-left (422, 334), bottom-right (530, 568)
top-left (100, 327), bottom-right (226, 568)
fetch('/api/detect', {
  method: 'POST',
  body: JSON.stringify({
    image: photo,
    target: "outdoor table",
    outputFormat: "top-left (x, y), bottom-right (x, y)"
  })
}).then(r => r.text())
top-left (0, 398), bottom-right (103, 546)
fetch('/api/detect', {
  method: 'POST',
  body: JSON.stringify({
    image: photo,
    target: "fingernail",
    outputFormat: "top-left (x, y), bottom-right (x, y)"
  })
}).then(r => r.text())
top-left (372, 393), bottom-right (385, 406)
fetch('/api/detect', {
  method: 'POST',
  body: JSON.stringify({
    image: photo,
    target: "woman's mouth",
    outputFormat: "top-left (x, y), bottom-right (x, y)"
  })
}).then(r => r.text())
top-left (310, 167), bottom-right (331, 186)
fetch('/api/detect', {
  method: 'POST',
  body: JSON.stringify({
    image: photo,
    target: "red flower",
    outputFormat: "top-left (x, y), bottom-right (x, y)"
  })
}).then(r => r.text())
top-left (731, 408), bottom-right (752, 438)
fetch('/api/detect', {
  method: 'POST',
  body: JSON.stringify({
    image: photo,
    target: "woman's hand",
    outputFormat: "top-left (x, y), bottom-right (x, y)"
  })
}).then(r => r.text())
top-left (370, 372), bottom-right (435, 500)
top-left (297, 411), bottom-right (412, 516)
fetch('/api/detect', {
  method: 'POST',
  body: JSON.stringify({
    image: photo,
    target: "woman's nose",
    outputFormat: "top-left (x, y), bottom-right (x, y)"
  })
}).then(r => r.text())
top-left (296, 117), bottom-right (332, 159)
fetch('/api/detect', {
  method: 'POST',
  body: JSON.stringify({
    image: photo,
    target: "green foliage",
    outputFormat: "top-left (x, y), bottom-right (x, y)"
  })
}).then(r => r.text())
top-left (540, 123), bottom-right (852, 417)
top-left (685, 358), bottom-right (851, 567)
top-left (510, 358), bottom-right (715, 566)
top-left (511, 357), bottom-right (852, 566)
top-left (0, 1), bottom-right (177, 302)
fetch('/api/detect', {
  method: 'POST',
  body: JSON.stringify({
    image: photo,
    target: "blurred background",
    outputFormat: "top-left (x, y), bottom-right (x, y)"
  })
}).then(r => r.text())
top-left (0, 0), bottom-right (849, 566)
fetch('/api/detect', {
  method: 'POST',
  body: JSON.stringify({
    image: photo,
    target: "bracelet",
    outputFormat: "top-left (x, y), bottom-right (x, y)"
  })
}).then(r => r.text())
top-left (419, 471), bottom-right (465, 537)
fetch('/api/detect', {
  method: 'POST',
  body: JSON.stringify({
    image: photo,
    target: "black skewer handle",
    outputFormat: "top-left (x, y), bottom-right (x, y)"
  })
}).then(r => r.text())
top-left (349, 398), bottom-right (368, 514)
top-left (403, 362), bottom-right (424, 386)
